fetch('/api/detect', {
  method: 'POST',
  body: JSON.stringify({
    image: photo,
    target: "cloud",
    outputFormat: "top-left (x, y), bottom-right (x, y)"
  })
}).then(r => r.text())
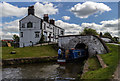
top-left (55, 0), bottom-right (61, 1)
top-left (33, 2), bottom-right (58, 17)
top-left (62, 16), bottom-right (70, 20)
top-left (2, 32), bottom-right (19, 39)
top-left (0, 2), bottom-right (27, 17)
top-left (70, 1), bottom-right (111, 18)
top-left (55, 20), bottom-right (83, 35)
top-left (1, 19), bottom-right (19, 39)
top-left (2, 19), bottom-right (19, 33)
top-left (100, 19), bottom-right (118, 28)
top-left (81, 19), bottom-right (119, 37)
top-left (0, 2), bottom-right (58, 17)
top-left (55, 19), bottom-right (119, 37)
top-left (81, 22), bottom-right (102, 32)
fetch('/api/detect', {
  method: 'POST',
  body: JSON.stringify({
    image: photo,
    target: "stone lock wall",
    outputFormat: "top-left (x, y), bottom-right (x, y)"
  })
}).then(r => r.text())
top-left (58, 35), bottom-right (109, 57)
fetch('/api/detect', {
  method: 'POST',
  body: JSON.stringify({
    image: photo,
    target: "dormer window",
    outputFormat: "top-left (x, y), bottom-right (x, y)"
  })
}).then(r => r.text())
top-left (27, 22), bottom-right (33, 28)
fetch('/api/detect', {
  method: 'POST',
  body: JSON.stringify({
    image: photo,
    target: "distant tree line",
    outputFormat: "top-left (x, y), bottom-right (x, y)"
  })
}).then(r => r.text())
top-left (79, 28), bottom-right (119, 43)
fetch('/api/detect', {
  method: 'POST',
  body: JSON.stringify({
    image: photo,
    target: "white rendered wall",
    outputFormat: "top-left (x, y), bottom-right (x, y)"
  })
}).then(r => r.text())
top-left (42, 21), bottom-right (64, 42)
top-left (19, 15), bottom-right (42, 47)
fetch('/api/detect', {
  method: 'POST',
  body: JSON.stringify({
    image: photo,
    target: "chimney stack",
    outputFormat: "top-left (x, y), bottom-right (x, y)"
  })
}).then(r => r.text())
top-left (50, 19), bottom-right (55, 25)
top-left (28, 6), bottom-right (34, 15)
top-left (43, 14), bottom-right (49, 22)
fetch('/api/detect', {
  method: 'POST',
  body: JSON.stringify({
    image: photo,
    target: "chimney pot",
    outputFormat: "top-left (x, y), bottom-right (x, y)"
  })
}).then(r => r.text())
top-left (50, 19), bottom-right (55, 25)
top-left (28, 5), bottom-right (34, 15)
top-left (43, 14), bottom-right (49, 22)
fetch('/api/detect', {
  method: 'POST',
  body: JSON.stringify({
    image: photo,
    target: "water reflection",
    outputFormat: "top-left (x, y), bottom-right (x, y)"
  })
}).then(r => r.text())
top-left (2, 62), bottom-right (83, 80)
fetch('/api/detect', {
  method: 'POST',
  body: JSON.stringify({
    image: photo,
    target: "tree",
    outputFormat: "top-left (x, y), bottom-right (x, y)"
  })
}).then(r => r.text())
top-left (80, 28), bottom-right (98, 35)
top-left (112, 37), bottom-right (119, 43)
top-left (103, 32), bottom-right (112, 38)
top-left (13, 34), bottom-right (19, 42)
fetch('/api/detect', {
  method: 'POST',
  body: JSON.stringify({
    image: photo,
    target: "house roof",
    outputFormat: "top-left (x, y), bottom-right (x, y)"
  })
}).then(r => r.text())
top-left (19, 14), bottom-right (42, 22)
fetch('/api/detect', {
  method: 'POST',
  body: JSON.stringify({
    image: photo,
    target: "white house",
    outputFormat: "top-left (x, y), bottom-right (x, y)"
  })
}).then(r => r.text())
top-left (19, 6), bottom-right (64, 47)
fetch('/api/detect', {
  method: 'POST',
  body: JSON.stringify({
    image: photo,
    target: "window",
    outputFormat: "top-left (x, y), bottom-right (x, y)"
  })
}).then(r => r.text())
top-left (61, 30), bottom-right (64, 35)
top-left (44, 31), bottom-right (47, 36)
top-left (35, 32), bottom-right (39, 38)
top-left (22, 24), bottom-right (25, 28)
top-left (21, 32), bottom-right (23, 37)
top-left (27, 22), bottom-right (33, 28)
top-left (44, 23), bottom-right (46, 30)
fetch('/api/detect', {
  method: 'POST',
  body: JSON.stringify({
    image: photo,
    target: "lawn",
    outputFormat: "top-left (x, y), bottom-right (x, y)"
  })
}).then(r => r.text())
top-left (81, 44), bottom-right (120, 79)
top-left (2, 44), bottom-right (58, 60)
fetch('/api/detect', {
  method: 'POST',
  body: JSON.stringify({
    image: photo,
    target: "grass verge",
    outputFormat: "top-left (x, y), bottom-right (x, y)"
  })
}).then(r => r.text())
top-left (87, 56), bottom-right (101, 71)
top-left (2, 44), bottom-right (57, 60)
top-left (81, 44), bottom-right (120, 79)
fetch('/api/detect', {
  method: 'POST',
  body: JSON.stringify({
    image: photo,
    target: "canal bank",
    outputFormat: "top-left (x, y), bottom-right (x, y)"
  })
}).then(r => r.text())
top-left (2, 44), bottom-right (58, 66)
top-left (81, 44), bottom-right (120, 80)
top-left (2, 44), bottom-right (58, 60)
top-left (2, 56), bottom-right (57, 66)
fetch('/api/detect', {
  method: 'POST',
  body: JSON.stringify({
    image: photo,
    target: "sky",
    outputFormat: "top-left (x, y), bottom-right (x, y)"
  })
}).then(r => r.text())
top-left (0, 1), bottom-right (119, 39)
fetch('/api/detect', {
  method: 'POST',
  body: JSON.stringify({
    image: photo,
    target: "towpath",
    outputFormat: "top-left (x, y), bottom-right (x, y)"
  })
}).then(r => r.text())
top-left (107, 43), bottom-right (120, 81)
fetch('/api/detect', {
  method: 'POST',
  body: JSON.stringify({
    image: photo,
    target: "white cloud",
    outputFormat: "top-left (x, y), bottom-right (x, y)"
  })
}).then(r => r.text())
top-left (55, 19), bottom-right (118, 37)
top-left (0, 2), bottom-right (27, 17)
top-left (34, 2), bottom-right (58, 17)
top-left (1, 19), bottom-right (19, 39)
top-left (81, 19), bottom-right (119, 37)
top-left (100, 19), bottom-right (118, 28)
top-left (55, 0), bottom-right (62, 2)
top-left (55, 20), bottom-right (83, 35)
top-left (2, 19), bottom-right (19, 33)
top-left (0, 2), bottom-right (58, 17)
top-left (70, 1), bottom-right (111, 18)
top-left (62, 16), bottom-right (70, 20)
top-left (81, 22), bottom-right (102, 32)
top-left (2, 32), bottom-right (19, 39)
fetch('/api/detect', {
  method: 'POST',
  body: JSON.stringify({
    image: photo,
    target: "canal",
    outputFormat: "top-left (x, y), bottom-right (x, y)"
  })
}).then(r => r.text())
top-left (2, 62), bottom-right (84, 80)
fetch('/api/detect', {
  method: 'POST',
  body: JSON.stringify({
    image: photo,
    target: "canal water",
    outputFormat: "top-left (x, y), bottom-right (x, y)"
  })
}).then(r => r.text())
top-left (2, 62), bottom-right (84, 80)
